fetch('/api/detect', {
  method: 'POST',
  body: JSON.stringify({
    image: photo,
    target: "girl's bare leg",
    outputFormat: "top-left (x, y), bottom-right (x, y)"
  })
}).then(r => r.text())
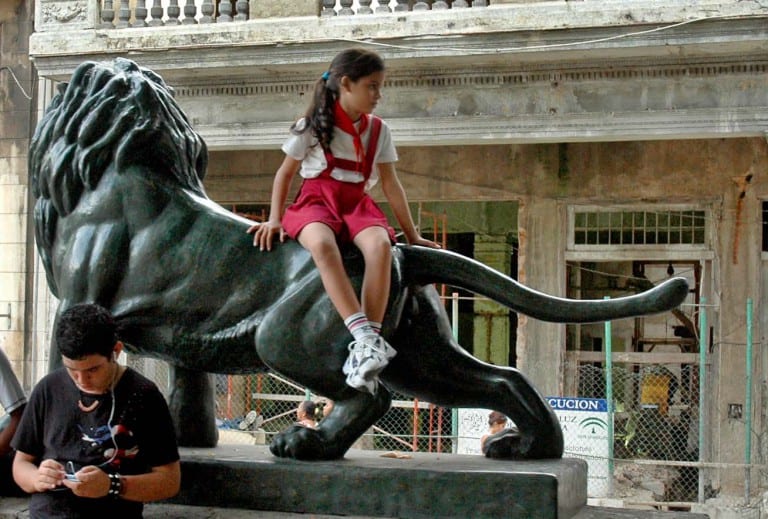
top-left (299, 223), bottom-right (394, 394)
top-left (298, 222), bottom-right (361, 319)
top-left (353, 226), bottom-right (392, 324)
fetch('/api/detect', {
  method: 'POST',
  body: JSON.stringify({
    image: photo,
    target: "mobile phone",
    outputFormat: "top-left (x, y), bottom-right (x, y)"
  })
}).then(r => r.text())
top-left (65, 461), bottom-right (80, 482)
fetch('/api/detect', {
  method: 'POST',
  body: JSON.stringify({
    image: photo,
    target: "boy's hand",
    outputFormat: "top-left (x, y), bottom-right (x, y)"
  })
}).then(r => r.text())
top-left (61, 465), bottom-right (110, 498)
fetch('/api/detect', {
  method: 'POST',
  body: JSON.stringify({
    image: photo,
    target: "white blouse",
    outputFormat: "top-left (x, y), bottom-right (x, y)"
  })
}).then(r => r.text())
top-left (282, 116), bottom-right (398, 190)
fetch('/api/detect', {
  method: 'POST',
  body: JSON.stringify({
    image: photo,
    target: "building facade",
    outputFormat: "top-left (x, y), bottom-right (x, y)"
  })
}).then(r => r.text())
top-left (2, 0), bottom-right (767, 503)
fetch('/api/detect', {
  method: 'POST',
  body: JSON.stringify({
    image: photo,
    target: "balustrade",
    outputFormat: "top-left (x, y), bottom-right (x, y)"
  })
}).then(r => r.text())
top-left (94, 0), bottom-right (488, 27)
top-left (321, 0), bottom-right (487, 15)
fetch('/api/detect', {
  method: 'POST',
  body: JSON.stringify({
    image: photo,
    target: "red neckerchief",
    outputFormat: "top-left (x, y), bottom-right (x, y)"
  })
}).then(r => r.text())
top-left (333, 100), bottom-right (369, 173)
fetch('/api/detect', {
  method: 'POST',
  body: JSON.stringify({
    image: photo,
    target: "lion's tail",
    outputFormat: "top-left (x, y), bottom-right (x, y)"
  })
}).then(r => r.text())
top-left (398, 245), bottom-right (689, 324)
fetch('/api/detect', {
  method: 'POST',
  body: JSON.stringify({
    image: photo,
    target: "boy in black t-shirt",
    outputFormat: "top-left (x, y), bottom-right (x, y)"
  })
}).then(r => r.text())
top-left (11, 304), bottom-right (180, 518)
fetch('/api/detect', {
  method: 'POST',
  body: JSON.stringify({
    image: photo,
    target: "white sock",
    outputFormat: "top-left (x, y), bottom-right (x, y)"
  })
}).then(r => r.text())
top-left (369, 321), bottom-right (382, 335)
top-left (344, 312), bottom-right (376, 342)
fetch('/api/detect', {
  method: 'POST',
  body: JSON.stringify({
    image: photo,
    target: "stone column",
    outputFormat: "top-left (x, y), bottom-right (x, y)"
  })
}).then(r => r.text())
top-left (472, 235), bottom-right (512, 366)
top-left (516, 197), bottom-right (566, 398)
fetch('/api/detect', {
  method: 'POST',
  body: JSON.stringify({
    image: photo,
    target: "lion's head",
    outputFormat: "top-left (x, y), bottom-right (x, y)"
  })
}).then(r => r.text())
top-left (30, 57), bottom-right (208, 217)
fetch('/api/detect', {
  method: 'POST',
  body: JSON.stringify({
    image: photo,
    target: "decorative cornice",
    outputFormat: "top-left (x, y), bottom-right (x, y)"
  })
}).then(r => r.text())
top-left (195, 107), bottom-right (768, 150)
top-left (173, 60), bottom-right (768, 98)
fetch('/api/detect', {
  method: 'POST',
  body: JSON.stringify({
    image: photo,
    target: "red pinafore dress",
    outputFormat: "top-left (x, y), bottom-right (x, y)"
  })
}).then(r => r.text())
top-left (282, 116), bottom-right (396, 244)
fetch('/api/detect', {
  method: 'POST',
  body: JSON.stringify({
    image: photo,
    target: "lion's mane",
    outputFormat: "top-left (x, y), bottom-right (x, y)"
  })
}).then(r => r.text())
top-left (29, 58), bottom-right (208, 295)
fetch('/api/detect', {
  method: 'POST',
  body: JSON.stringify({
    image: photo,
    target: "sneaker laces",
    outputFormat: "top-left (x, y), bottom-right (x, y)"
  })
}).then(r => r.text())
top-left (348, 336), bottom-right (389, 359)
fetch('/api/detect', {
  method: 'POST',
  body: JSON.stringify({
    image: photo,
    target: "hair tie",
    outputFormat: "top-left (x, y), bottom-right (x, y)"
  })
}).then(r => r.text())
top-left (321, 71), bottom-right (330, 81)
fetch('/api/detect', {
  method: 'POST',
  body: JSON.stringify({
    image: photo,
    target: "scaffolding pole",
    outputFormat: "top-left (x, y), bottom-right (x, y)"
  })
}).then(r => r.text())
top-left (603, 297), bottom-right (614, 498)
top-left (698, 298), bottom-right (707, 504)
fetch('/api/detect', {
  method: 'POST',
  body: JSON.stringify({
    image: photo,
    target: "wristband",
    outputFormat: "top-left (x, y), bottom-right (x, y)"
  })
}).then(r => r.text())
top-left (107, 472), bottom-right (123, 498)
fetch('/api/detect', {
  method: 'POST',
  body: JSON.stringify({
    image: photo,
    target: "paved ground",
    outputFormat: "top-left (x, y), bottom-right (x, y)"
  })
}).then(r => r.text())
top-left (0, 498), bottom-right (374, 517)
top-left (0, 498), bottom-right (709, 518)
top-left (0, 499), bottom-right (374, 518)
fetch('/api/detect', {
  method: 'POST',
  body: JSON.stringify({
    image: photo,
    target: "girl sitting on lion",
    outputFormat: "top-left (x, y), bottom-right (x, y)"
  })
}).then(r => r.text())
top-left (248, 48), bottom-right (440, 394)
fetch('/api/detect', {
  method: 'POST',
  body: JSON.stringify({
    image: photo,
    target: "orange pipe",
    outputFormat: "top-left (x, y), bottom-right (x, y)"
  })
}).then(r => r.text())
top-left (428, 404), bottom-right (435, 452)
top-left (412, 398), bottom-right (419, 451)
top-left (437, 405), bottom-right (443, 453)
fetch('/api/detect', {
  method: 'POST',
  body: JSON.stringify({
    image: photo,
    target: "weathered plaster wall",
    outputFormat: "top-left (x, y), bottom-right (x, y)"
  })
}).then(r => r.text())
top-left (0, 0), bottom-right (34, 389)
top-left (205, 138), bottom-right (766, 203)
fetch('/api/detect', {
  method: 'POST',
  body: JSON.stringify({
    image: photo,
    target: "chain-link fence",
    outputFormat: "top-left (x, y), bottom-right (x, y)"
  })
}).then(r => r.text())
top-left (572, 362), bottom-right (701, 503)
top-left (126, 356), bottom-right (457, 453)
top-left (212, 371), bottom-right (456, 453)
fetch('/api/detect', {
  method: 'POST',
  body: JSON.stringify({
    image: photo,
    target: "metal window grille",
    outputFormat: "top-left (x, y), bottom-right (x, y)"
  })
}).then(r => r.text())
top-left (571, 209), bottom-right (706, 248)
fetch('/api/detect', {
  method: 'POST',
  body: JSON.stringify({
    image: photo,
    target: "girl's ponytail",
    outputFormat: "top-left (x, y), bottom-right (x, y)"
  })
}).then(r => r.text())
top-left (291, 73), bottom-right (336, 153)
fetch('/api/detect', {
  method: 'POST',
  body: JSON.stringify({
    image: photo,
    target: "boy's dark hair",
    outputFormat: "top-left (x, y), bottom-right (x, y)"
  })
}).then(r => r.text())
top-left (293, 47), bottom-right (385, 152)
top-left (298, 400), bottom-right (317, 417)
top-left (55, 303), bottom-right (118, 360)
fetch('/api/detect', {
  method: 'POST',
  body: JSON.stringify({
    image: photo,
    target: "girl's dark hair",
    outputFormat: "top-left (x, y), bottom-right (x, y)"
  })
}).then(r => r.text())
top-left (292, 48), bottom-right (385, 151)
top-left (55, 303), bottom-right (118, 360)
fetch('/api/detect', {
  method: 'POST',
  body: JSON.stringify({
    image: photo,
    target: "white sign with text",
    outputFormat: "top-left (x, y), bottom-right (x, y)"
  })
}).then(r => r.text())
top-left (547, 397), bottom-right (610, 497)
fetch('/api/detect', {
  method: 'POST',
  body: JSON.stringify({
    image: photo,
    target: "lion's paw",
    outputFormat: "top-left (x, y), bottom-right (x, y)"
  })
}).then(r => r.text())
top-left (483, 428), bottom-right (533, 459)
top-left (269, 425), bottom-right (326, 460)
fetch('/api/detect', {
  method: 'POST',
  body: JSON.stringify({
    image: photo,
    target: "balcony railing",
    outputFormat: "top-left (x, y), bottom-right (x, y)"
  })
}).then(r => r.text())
top-left (319, 0), bottom-right (488, 16)
top-left (98, 0), bottom-right (489, 28)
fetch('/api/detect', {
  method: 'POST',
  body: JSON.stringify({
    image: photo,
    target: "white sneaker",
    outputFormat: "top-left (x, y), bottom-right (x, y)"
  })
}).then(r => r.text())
top-left (346, 371), bottom-right (379, 395)
top-left (343, 336), bottom-right (397, 393)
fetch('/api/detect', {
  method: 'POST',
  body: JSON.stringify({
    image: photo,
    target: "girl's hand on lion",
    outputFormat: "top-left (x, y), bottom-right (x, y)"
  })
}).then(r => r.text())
top-left (409, 236), bottom-right (442, 249)
top-left (247, 221), bottom-right (285, 251)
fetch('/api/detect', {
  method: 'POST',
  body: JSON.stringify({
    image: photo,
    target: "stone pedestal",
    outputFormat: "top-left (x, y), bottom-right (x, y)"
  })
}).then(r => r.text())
top-left (170, 445), bottom-right (588, 519)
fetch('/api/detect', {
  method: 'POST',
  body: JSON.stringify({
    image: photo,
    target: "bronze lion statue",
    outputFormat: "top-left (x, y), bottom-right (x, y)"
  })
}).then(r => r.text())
top-left (30, 58), bottom-right (688, 460)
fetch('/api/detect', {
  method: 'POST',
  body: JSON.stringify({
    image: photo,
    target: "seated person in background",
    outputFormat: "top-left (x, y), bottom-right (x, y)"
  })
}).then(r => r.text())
top-left (0, 348), bottom-right (27, 496)
top-left (12, 303), bottom-right (181, 518)
top-left (296, 400), bottom-right (318, 428)
top-left (481, 411), bottom-right (509, 453)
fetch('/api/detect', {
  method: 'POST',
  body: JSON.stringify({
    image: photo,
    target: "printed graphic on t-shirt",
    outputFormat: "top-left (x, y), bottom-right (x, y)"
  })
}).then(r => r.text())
top-left (76, 391), bottom-right (140, 470)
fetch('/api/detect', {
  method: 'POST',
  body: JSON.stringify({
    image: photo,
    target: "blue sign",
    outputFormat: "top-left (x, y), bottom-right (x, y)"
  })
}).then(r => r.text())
top-left (547, 397), bottom-right (608, 413)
